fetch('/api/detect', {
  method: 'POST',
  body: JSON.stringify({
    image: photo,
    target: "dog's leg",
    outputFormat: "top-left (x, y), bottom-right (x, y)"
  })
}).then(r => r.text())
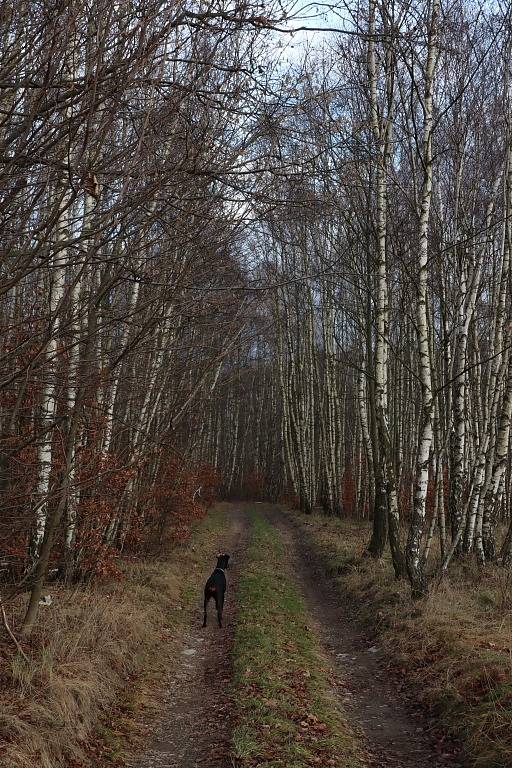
top-left (217, 596), bottom-right (224, 628)
top-left (202, 593), bottom-right (208, 627)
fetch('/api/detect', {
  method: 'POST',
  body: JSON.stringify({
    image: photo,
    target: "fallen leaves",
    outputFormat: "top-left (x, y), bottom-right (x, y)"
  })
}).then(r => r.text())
top-left (299, 712), bottom-right (329, 734)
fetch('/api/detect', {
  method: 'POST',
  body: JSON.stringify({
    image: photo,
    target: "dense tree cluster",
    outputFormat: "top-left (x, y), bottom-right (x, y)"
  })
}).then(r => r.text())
top-left (205, 0), bottom-right (512, 594)
top-left (1, 0), bottom-right (512, 632)
top-left (0, 0), bottom-right (278, 633)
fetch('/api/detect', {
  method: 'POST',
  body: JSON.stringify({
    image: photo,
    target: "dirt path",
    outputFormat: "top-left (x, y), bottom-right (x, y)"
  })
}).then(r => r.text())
top-left (128, 503), bottom-right (466, 768)
top-left (128, 507), bottom-right (247, 768)
top-left (265, 506), bottom-right (466, 768)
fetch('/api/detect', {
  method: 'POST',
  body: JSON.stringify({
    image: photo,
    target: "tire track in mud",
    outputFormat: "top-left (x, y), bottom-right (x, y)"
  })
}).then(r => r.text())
top-left (128, 507), bottom-right (248, 768)
top-left (265, 506), bottom-right (466, 768)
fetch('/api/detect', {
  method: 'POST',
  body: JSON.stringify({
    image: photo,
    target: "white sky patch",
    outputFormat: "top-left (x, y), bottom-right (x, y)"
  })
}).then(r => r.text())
top-left (272, 2), bottom-right (354, 66)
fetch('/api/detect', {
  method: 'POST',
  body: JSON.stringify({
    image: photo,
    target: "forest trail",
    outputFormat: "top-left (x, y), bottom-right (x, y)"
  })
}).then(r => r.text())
top-left (267, 506), bottom-right (465, 768)
top-left (128, 507), bottom-right (248, 768)
top-left (129, 504), bottom-right (465, 768)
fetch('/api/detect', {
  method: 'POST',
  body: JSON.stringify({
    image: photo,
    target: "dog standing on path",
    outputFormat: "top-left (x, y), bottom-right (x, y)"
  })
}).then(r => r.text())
top-left (202, 553), bottom-right (230, 628)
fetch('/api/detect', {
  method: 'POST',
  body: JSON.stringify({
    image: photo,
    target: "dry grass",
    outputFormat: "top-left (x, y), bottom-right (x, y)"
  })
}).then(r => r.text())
top-left (0, 506), bottom-right (228, 768)
top-left (290, 512), bottom-right (512, 768)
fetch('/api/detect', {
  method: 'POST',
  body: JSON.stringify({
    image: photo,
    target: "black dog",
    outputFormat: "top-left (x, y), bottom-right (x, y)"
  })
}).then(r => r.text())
top-left (202, 553), bottom-right (230, 628)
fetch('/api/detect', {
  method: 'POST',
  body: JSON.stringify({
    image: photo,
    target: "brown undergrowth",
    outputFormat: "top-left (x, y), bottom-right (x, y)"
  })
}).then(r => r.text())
top-left (0, 505), bottom-right (229, 768)
top-left (289, 512), bottom-right (512, 768)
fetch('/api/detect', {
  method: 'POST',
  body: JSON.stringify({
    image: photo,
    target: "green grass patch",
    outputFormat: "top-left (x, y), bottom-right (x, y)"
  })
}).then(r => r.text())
top-left (232, 509), bottom-right (365, 768)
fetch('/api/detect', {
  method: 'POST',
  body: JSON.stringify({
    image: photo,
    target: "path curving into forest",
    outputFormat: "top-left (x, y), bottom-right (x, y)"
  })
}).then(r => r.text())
top-left (127, 503), bottom-right (466, 768)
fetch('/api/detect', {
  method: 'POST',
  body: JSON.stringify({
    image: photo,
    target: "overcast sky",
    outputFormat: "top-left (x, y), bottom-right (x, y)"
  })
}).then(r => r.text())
top-left (273, 2), bottom-right (354, 67)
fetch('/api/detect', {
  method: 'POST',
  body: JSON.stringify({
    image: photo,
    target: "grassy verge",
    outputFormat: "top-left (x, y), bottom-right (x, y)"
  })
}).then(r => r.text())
top-left (232, 509), bottom-right (365, 768)
top-left (290, 512), bottom-right (512, 768)
top-left (0, 505), bottom-right (229, 768)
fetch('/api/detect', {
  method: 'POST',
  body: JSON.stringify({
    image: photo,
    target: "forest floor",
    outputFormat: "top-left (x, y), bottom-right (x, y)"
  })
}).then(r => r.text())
top-left (0, 506), bottom-right (232, 768)
top-left (125, 506), bottom-right (248, 768)
top-left (291, 511), bottom-right (512, 768)
top-left (123, 503), bottom-right (468, 768)
top-left (7, 502), bottom-right (506, 768)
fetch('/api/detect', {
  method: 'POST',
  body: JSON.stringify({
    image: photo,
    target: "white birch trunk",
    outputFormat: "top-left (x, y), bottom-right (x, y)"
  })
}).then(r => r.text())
top-left (406, 0), bottom-right (440, 595)
top-left (30, 186), bottom-right (71, 561)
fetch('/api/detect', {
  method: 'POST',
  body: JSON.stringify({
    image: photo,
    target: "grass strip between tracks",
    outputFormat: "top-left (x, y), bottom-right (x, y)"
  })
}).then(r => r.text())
top-left (232, 508), bottom-right (365, 768)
